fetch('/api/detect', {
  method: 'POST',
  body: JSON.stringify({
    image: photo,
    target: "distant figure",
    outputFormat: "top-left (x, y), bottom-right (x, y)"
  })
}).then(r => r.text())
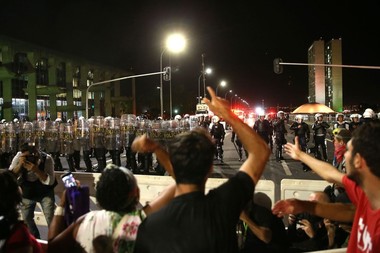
top-left (333, 113), bottom-right (349, 130)
top-left (290, 115), bottom-right (310, 171)
top-left (348, 113), bottom-right (362, 133)
top-left (272, 111), bottom-right (287, 162)
top-left (231, 127), bottom-right (247, 161)
top-left (209, 115), bottom-right (225, 162)
top-left (253, 113), bottom-right (271, 146)
top-left (312, 113), bottom-right (330, 161)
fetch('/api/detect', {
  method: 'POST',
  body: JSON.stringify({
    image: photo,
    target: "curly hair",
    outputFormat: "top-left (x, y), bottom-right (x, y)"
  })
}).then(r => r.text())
top-left (351, 121), bottom-right (380, 178)
top-left (0, 171), bottom-right (22, 224)
top-left (168, 127), bottom-right (215, 185)
top-left (95, 164), bottom-right (139, 213)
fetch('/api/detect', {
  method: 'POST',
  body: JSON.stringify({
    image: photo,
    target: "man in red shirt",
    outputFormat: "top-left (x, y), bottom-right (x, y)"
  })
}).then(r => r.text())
top-left (272, 122), bottom-right (380, 253)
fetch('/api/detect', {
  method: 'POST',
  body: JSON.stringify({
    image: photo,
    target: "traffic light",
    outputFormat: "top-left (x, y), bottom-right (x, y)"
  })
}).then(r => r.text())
top-left (273, 58), bottom-right (283, 74)
top-left (163, 67), bottom-right (171, 81)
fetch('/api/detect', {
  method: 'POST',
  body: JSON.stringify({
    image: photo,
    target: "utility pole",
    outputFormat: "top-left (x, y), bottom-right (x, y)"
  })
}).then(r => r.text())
top-left (202, 54), bottom-right (206, 99)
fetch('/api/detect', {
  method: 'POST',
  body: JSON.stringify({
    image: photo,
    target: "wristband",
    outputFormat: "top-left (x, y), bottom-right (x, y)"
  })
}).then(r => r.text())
top-left (54, 206), bottom-right (65, 216)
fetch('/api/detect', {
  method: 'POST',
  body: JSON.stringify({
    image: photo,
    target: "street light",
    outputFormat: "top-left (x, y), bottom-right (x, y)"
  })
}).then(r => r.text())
top-left (160, 33), bottom-right (186, 119)
top-left (231, 94), bottom-right (237, 109)
top-left (197, 67), bottom-right (212, 104)
top-left (224, 89), bottom-right (232, 99)
top-left (215, 80), bottom-right (227, 96)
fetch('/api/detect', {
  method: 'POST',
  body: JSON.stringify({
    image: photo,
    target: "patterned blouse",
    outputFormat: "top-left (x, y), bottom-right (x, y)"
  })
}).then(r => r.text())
top-left (76, 209), bottom-right (146, 253)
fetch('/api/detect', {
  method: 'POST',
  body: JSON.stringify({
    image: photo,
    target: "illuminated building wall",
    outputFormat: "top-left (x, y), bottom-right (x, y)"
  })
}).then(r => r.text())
top-left (308, 38), bottom-right (343, 112)
top-left (0, 36), bottom-right (134, 121)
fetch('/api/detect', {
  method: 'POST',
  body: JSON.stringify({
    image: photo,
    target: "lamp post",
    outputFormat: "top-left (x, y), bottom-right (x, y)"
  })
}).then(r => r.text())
top-left (215, 80), bottom-right (227, 96)
top-left (157, 86), bottom-right (160, 111)
top-left (224, 89), bottom-right (232, 99)
top-left (197, 67), bottom-right (212, 104)
top-left (231, 94), bottom-right (237, 109)
top-left (160, 33), bottom-right (186, 119)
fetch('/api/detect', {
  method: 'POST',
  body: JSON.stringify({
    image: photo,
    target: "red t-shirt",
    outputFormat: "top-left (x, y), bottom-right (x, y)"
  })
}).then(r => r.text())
top-left (4, 222), bottom-right (43, 253)
top-left (343, 176), bottom-right (380, 253)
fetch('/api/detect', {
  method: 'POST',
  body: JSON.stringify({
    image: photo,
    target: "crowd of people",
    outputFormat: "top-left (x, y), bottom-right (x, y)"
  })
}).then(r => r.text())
top-left (1, 88), bottom-right (380, 252)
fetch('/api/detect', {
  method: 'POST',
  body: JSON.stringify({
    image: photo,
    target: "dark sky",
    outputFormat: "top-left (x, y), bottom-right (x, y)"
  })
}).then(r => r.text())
top-left (1, 0), bottom-right (379, 114)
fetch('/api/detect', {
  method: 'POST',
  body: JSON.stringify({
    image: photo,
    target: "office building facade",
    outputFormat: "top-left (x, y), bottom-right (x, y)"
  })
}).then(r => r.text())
top-left (0, 36), bottom-right (134, 121)
top-left (308, 38), bottom-right (343, 112)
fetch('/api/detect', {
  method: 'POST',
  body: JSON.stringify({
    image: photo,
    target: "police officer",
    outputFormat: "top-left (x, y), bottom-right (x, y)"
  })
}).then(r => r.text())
top-left (231, 127), bottom-right (247, 161)
top-left (349, 113), bottom-right (362, 133)
top-left (333, 113), bottom-right (349, 130)
top-left (253, 113), bottom-right (271, 146)
top-left (104, 116), bottom-right (122, 166)
top-left (272, 111), bottom-right (287, 162)
top-left (290, 115), bottom-right (311, 171)
top-left (121, 114), bottom-right (138, 173)
top-left (210, 115), bottom-right (225, 162)
top-left (90, 116), bottom-right (107, 172)
top-left (45, 119), bottom-right (63, 171)
top-left (63, 119), bottom-right (76, 172)
top-left (312, 113), bottom-right (330, 161)
top-left (75, 116), bottom-right (93, 172)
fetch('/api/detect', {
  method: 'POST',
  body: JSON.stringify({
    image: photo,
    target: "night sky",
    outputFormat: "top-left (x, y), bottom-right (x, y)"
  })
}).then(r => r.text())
top-left (1, 0), bottom-right (379, 114)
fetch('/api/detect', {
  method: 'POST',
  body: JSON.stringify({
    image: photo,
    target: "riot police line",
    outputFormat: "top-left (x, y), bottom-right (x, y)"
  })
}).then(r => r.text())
top-left (0, 115), bottom-right (200, 174)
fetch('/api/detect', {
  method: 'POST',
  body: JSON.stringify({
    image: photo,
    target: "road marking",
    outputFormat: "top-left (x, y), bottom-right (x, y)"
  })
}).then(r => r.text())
top-left (281, 160), bottom-right (292, 175)
top-left (213, 167), bottom-right (227, 178)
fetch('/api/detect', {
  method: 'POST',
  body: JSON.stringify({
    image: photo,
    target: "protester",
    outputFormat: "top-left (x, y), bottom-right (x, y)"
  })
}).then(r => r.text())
top-left (332, 128), bottom-right (351, 168)
top-left (273, 121), bottom-right (380, 253)
top-left (9, 143), bottom-right (56, 239)
top-left (48, 136), bottom-right (176, 253)
top-left (286, 191), bottom-right (331, 252)
top-left (133, 86), bottom-right (270, 253)
top-left (0, 170), bottom-right (43, 253)
top-left (239, 192), bottom-right (289, 253)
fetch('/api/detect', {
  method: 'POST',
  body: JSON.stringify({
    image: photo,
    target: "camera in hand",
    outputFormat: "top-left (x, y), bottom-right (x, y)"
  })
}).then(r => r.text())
top-left (26, 154), bottom-right (38, 164)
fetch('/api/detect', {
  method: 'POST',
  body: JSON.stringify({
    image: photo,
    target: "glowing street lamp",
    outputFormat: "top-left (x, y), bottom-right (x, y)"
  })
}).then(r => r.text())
top-left (216, 80), bottom-right (227, 96)
top-left (198, 67), bottom-right (212, 103)
top-left (224, 89), bottom-right (232, 99)
top-left (160, 33), bottom-right (186, 119)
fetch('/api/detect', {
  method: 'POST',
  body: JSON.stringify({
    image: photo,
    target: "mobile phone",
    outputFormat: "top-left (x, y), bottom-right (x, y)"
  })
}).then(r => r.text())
top-left (61, 172), bottom-right (77, 188)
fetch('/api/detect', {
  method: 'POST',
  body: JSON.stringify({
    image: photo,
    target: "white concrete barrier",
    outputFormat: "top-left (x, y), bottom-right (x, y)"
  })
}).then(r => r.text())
top-left (280, 178), bottom-right (331, 201)
top-left (34, 172), bottom-right (275, 225)
top-left (54, 172), bottom-right (275, 208)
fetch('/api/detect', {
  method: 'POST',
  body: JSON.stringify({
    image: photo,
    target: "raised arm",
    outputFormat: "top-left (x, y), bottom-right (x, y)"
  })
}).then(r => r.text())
top-left (131, 134), bottom-right (175, 215)
top-left (284, 136), bottom-right (344, 185)
top-left (132, 134), bottom-right (173, 176)
top-left (203, 86), bottom-right (270, 184)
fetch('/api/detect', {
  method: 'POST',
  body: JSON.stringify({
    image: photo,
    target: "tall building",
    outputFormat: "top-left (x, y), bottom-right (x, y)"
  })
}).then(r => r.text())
top-left (307, 38), bottom-right (343, 112)
top-left (0, 36), bottom-right (135, 121)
